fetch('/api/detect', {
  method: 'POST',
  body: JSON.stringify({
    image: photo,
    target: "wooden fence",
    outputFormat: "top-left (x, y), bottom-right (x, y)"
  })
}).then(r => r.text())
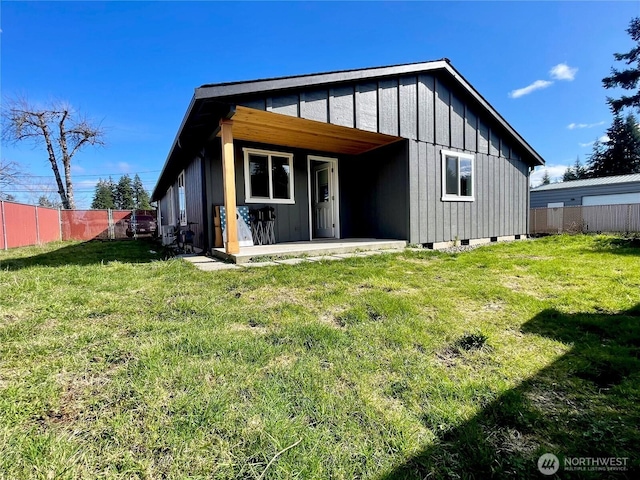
top-left (530, 204), bottom-right (640, 235)
top-left (0, 200), bottom-right (154, 250)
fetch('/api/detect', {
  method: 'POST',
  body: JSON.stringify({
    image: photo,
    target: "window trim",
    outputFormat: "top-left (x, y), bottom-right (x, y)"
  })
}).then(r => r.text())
top-left (178, 170), bottom-right (187, 226)
top-left (243, 147), bottom-right (295, 204)
top-left (441, 150), bottom-right (475, 202)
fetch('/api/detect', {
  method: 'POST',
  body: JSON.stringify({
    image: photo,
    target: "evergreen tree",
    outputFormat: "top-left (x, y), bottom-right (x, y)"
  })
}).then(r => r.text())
top-left (603, 17), bottom-right (640, 113)
top-left (115, 174), bottom-right (135, 209)
top-left (574, 156), bottom-right (588, 179)
top-left (563, 156), bottom-right (588, 181)
top-left (38, 195), bottom-right (61, 208)
top-left (91, 178), bottom-right (115, 209)
top-left (91, 173), bottom-right (153, 210)
top-left (587, 113), bottom-right (640, 177)
top-left (541, 170), bottom-right (551, 185)
top-left (110, 176), bottom-right (118, 208)
top-left (133, 174), bottom-right (151, 210)
top-left (562, 167), bottom-right (577, 182)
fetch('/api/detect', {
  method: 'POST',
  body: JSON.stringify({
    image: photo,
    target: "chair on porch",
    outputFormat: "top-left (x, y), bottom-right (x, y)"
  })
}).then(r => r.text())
top-left (249, 207), bottom-right (276, 245)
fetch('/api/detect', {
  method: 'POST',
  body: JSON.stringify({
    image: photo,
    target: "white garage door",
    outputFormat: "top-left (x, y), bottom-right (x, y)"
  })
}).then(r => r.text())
top-left (582, 192), bottom-right (640, 206)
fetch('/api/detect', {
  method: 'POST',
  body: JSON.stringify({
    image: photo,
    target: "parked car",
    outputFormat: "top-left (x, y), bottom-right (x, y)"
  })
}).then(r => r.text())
top-left (126, 215), bottom-right (157, 237)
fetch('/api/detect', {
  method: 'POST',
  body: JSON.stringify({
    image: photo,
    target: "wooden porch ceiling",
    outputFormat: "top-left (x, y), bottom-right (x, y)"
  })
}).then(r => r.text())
top-left (222, 106), bottom-right (402, 155)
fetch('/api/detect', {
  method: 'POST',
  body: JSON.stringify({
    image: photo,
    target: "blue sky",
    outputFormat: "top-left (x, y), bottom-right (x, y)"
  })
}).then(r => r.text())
top-left (1, 1), bottom-right (638, 207)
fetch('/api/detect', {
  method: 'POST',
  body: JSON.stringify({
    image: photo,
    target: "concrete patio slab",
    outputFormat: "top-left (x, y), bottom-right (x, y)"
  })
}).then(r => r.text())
top-left (197, 262), bottom-right (241, 271)
top-left (275, 258), bottom-right (309, 265)
top-left (305, 255), bottom-right (343, 262)
top-left (241, 261), bottom-right (279, 267)
top-left (212, 238), bottom-right (406, 264)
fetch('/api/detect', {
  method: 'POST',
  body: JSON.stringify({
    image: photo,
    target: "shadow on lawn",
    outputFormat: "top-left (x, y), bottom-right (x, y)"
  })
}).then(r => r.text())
top-left (0, 239), bottom-right (165, 270)
top-left (586, 236), bottom-right (640, 256)
top-left (380, 305), bottom-right (640, 479)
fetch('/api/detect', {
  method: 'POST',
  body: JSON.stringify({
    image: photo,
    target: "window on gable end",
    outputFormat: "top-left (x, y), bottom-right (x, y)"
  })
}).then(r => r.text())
top-left (441, 150), bottom-right (475, 201)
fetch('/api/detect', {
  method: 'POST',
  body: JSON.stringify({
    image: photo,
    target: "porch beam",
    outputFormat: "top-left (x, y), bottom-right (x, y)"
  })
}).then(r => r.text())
top-left (220, 119), bottom-right (239, 254)
top-left (219, 106), bottom-right (403, 156)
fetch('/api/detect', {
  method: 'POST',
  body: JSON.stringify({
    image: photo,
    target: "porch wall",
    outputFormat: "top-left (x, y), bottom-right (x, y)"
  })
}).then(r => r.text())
top-left (204, 140), bottom-right (312, 249)
top-left (340, 141), bottom-right (409, 240)
top-left (204, 143), bottom-right (222, 252)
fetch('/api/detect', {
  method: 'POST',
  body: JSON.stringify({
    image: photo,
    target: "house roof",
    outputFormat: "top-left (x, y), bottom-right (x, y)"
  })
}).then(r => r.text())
top-left (152, 59), bottom-right (544, 200)
top-left (531, 173), bottom-right (640, 192)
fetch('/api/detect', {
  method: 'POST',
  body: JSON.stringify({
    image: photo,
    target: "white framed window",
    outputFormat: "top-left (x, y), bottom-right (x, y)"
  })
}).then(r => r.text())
top-left (178, 171), bottom-right (187, 226)
top-left (441, 150), bottom-right (475, 202)
top-left (243, 147), bottom-right (295, 204)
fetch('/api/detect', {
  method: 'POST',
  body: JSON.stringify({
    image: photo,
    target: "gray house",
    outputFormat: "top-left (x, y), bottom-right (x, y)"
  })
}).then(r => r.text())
top-left (530, 173), bottom-right (640, 208)
top-left (151, 59), bottom-right (544, 256)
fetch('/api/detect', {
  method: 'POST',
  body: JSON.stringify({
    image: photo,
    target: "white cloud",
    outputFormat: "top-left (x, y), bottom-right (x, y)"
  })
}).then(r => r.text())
top-left (550, 63), bottom-right (578, 81)
top-left (567, 121), bottom-right (605, 130)
top-left (579, 135), bottom-right (610, 148)
top-left (510, 63), bottom-right (578, 99)
top-left (117, 162), bottom-right (132, 173)
top-left (105, 161), bottom-right (133, 173)
top-left (530, 165), bottom-right (569, 186)
top-left (509, 80), bottom-right (553, 99)
top-left (76, 179), bottom-right (98, 189)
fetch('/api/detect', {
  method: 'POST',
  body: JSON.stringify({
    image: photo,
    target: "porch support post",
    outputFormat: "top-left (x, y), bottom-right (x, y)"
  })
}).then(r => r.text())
top-left (220, 119), bottom-right (239, 254)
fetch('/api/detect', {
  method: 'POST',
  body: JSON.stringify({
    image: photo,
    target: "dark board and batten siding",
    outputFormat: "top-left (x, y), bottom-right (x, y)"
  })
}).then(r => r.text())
top-left (159, 180), bottom-right (178, 227)
top-left (234, 72), bottom-right (530, 244)
top-left (159, 194), bottom-right (170, 227)
top-left (184, 156), bottom-right (205, 250)
top-left (157, 156), bottom-right (206, 250)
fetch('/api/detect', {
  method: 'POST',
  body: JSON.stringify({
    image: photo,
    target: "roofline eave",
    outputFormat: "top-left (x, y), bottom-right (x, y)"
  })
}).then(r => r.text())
top-left (194, 60), bottom-right (450, 100)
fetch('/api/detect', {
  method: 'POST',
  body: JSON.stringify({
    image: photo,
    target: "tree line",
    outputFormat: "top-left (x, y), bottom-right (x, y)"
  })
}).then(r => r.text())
top-left (90, 174), bottom-right (151, 210)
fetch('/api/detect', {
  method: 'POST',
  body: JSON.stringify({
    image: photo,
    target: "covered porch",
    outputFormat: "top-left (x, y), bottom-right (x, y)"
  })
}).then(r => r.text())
top-left (209, 105), bottom-right (404, 254)
top-left (212, 238), bottom-right (406, 264)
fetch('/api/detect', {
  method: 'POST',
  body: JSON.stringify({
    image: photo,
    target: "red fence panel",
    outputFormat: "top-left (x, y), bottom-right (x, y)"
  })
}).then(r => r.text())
top-left (112, 210), bottom-right (133, 239)
top-left (0, 202), bottom-right (5, 250)
top-left (3, 202), bottom-right (38, 248)
top-left (61, 210), bottom-right (111, 241)
top-left (37, 207), bottom-right (61, 243)
top-left (1, 203), bottom-right (155, 249)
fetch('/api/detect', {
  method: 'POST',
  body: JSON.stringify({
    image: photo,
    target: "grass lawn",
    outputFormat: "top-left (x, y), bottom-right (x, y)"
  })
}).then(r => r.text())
top-left (1, 235), bottom-right (639, 479)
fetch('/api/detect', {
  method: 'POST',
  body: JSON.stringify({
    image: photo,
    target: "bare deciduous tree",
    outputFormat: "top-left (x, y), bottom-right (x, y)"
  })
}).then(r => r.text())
top-left (0, 159), bottom-right (24, 200)
top-left (1, 97), bottom-right (105, 209)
